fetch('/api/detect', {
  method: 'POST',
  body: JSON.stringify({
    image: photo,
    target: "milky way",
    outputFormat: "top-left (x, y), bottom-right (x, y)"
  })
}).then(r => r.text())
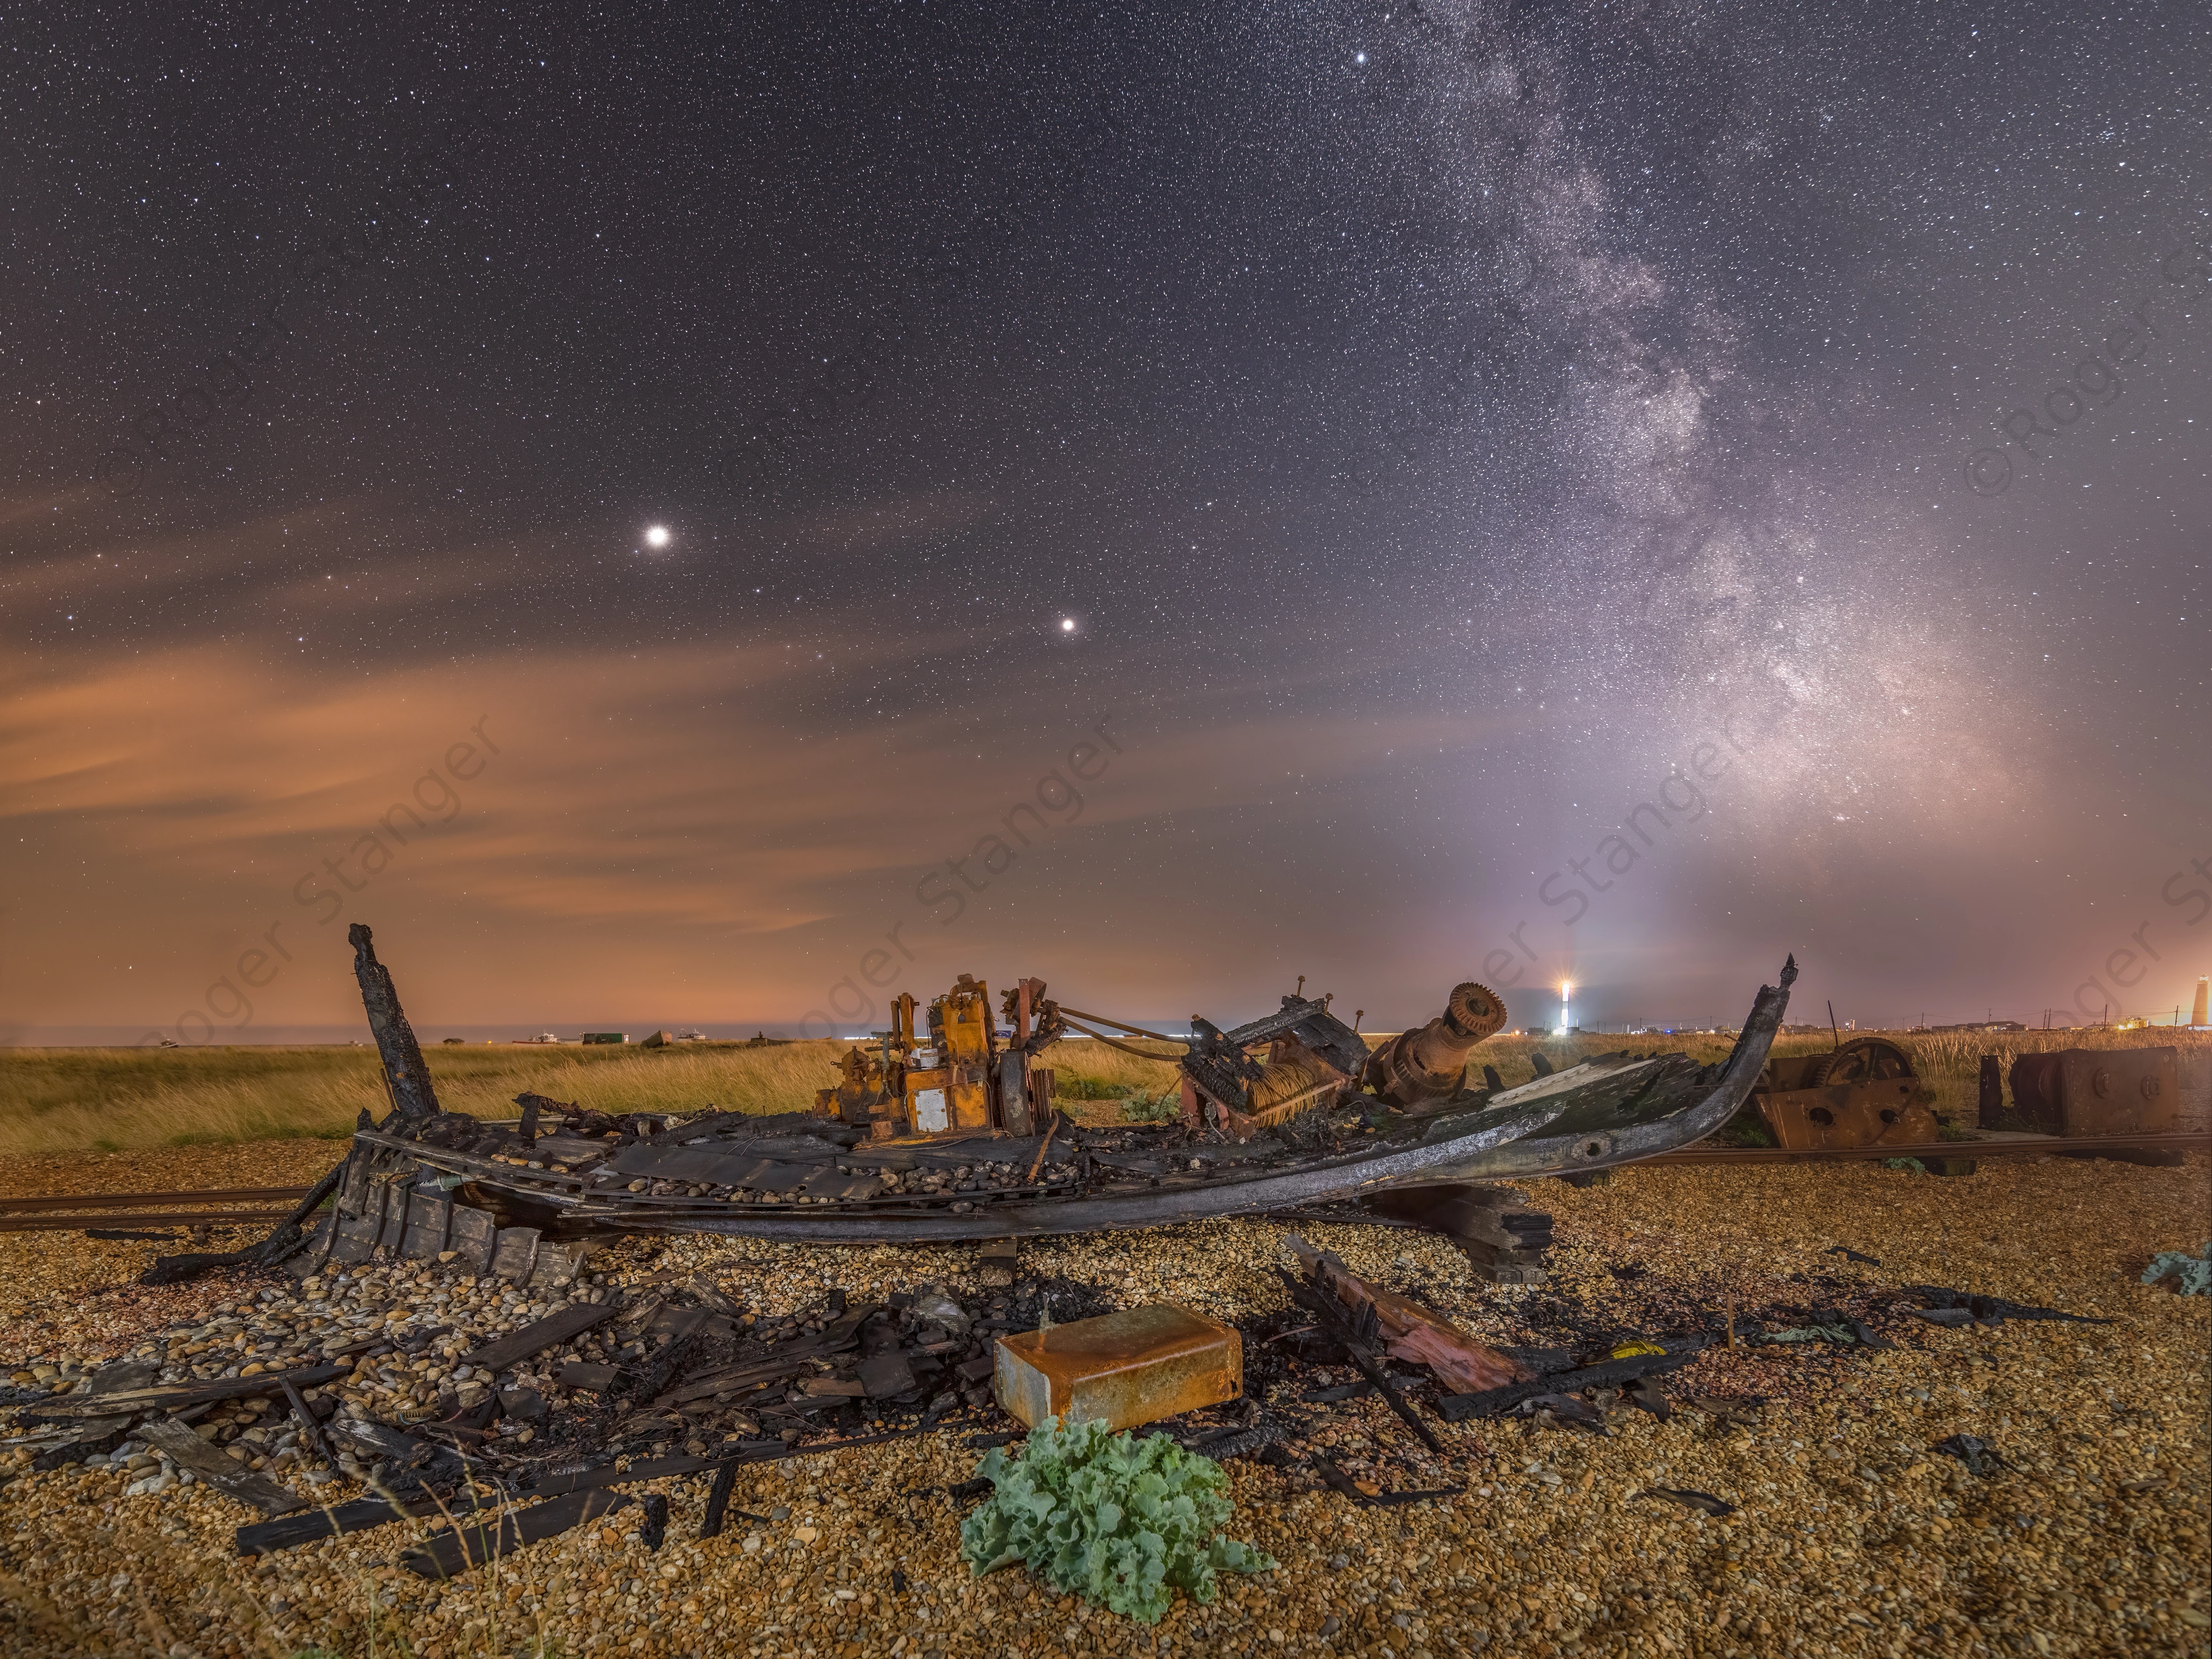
top-left (2, 1), bottom-right (2205, 1040)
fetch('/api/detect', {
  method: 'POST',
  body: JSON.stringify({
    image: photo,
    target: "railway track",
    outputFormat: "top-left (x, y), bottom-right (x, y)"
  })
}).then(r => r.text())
top-left (0, 1131), bottom-right (2199, 1234)
top-left (0, 1185), bottom-right (312, 1234)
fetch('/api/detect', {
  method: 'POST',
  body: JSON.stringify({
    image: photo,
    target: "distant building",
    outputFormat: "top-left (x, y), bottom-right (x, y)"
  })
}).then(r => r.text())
top-left (2193, 976), bottom-right (2209, 1029)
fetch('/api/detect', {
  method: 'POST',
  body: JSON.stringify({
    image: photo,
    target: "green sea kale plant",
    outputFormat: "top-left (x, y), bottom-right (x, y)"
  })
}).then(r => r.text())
top-left (2142, 1241), bottom-right (2211, 1296)
top-left (957, 1416), bottom-right (1275, 1623)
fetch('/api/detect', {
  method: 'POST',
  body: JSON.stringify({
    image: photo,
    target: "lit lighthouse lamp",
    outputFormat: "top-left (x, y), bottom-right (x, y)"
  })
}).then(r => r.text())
top-left (1555, 982), bottom-right (1573, 1036)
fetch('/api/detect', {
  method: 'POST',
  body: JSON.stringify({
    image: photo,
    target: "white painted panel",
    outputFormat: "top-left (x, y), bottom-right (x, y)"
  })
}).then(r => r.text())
top-left (914, 1088), bottom-right (949, 1132)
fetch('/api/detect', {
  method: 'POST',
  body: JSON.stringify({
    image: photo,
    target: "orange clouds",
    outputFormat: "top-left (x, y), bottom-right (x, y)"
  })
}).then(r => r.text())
top-left (0, 626), bottom-right (1516, 1028)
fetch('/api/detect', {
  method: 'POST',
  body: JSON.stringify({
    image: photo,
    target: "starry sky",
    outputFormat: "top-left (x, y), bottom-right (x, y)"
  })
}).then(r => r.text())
top-left (3, 1), bottom-right (2206, 1044)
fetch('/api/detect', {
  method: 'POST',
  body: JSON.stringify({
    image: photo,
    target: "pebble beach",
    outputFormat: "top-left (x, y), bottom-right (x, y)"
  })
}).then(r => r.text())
top-left (3, 1142), bottom-right (2206, 1659)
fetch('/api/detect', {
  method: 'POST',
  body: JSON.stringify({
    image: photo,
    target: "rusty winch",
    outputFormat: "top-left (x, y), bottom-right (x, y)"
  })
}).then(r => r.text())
top-left (1755, 1036), bottom-right (1936, 1150)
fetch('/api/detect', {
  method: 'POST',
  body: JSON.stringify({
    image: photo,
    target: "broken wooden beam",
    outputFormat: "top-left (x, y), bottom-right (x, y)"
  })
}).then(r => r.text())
top-left (139, 1418), bottom-right (306, 1517)
top-left (558, 1361), bottom-right (621, 1393)
top-left (1434, 1338), bottom-right (1711, 1422)
top-left (326, 1416), bottom-right (472, 1493)
top-left (1283, 1235), bottom-right (1527, 1393)
top-left (652, 1355), bottom-right (810, 1410)
top-left (978, 1237), bottom-right (1020, 1287)
top-left (18, 1363), bottom-right (349, 1422)
top-left (236, 1489), bottom-right (502, 1556)
top-left (402, 1488), bottom-right (634, 1579)
top-left (26, 1358), bottom-right (157, 1468)
top-left (698, 1462), bottom-right (740, 1540)
top-left (278, 1374), bottom-right (340, 1474)
top-left (463, 1298), bottom-right (624, 1371)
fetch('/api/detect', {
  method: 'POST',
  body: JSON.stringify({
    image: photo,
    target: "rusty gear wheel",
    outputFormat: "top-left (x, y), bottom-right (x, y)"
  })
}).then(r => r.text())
top-left (1805, 1036), bottom-right (1916, 1089)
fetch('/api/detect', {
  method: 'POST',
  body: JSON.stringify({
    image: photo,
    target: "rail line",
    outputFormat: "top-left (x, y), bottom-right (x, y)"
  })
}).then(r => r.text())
top-left (0, 1210), bottom-right (306, 1234)
top-left (0, 1132), bottom-right (2199, 1234)
top-left (0, 1187), bottom-right (313, 1214)
top-left (0, 1185), bottom-right (313, 1234)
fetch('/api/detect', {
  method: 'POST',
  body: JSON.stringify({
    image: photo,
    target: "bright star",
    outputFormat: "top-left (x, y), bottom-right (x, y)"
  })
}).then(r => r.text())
top-left (1060, 618), bottom-right (1077, 633)
top-left (645, 524), bottom-right (671, 548)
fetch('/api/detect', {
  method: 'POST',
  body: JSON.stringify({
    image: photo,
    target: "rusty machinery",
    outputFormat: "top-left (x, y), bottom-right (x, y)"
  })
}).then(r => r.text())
top-left (1755, 1035), bottom-right (1937, 1151)
top-left (1172, 981), bottom-right (1505, 1134)
top-left (1176, 992), bottom-right (1374, 1134)
top-left (813, 974), bottom-right (1062, 1141)
top-left (1999, 1047), bottom-right (2179, 1137)
top-left (1362, 982), bottom-right (1510, 1107)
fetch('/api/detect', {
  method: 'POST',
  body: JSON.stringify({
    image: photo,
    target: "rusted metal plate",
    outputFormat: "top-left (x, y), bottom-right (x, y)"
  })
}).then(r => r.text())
top-left (2008, 1047), bottom-right (2179, 1136)
top-left (1759, 1078), bottom-right (1935, 1151)
top-left (993, 1305), bottom-right (1241, 1432)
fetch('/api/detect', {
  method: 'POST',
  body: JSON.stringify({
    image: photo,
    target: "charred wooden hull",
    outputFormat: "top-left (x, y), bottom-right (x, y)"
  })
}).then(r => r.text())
top-left (334, 959), bottom-right (1797, 1247)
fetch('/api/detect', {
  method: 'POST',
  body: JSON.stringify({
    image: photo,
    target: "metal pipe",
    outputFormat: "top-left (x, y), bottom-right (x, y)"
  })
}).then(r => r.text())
top-left (1058, 1016), bottom-right (1188, 1058)
top-left (1055, 1007), bottom-right (1188, 1045)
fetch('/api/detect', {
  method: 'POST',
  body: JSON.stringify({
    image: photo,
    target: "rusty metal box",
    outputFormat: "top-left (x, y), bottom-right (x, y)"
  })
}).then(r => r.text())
top-left (993, 1305), bottom-right (1241, 1432)
top-left (2007, 1047), bottom-right (2179, 1137)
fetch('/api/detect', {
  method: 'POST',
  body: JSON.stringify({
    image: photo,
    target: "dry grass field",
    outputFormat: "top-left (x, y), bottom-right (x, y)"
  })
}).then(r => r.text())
top-left (0, 1024), bottom-right (2202, 1157)
top-left (0, 1040), bottom-right (849, 1158)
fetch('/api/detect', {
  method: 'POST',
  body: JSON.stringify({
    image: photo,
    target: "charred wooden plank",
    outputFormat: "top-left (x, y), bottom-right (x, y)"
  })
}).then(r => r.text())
top-left (654, 1356), bottom-right (809, 1408)
top-left (350, 923), bottom-right (441, 1125)
top-left (464, 1300), bottom-right (624, 1370)
top-left (23, 1358), bottom-right (158, 1468)
top-left (236, 1489), bottom-right (501, 1556)
top-left (522, 1453), bottom-right (718, 1498)
top-left (140, 1418), bottom-right (305, 1516)
top-left (1434, 1339), bottom-right (1711, 1422)
top-left (1283, 1236), bottom-right (1526, 1394)
top-left (326, 1417), bottom-right (472, 1493)
top-left (402, 1488), bottom-right (634, 1578)
top-left (698, 1462), bottom-right (740, 1540)
top-left (20, 1363), bottom-right (347, 1422)
top-left (278, 1375), bottom-right (340, 1474)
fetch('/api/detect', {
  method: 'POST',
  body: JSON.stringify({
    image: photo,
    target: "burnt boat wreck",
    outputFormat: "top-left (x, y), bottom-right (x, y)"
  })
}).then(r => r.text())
top-left (154, 926), bottom-right (1797, 1281)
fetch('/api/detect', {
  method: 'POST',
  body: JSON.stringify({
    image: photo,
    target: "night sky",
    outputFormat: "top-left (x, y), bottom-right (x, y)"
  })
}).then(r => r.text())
top-left (3, 1), bottom-right (2206, 1043)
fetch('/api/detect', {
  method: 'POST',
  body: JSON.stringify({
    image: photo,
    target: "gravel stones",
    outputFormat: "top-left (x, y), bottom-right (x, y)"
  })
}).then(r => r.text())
top-left (2, 1142), bottom-right (2207, 1657)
